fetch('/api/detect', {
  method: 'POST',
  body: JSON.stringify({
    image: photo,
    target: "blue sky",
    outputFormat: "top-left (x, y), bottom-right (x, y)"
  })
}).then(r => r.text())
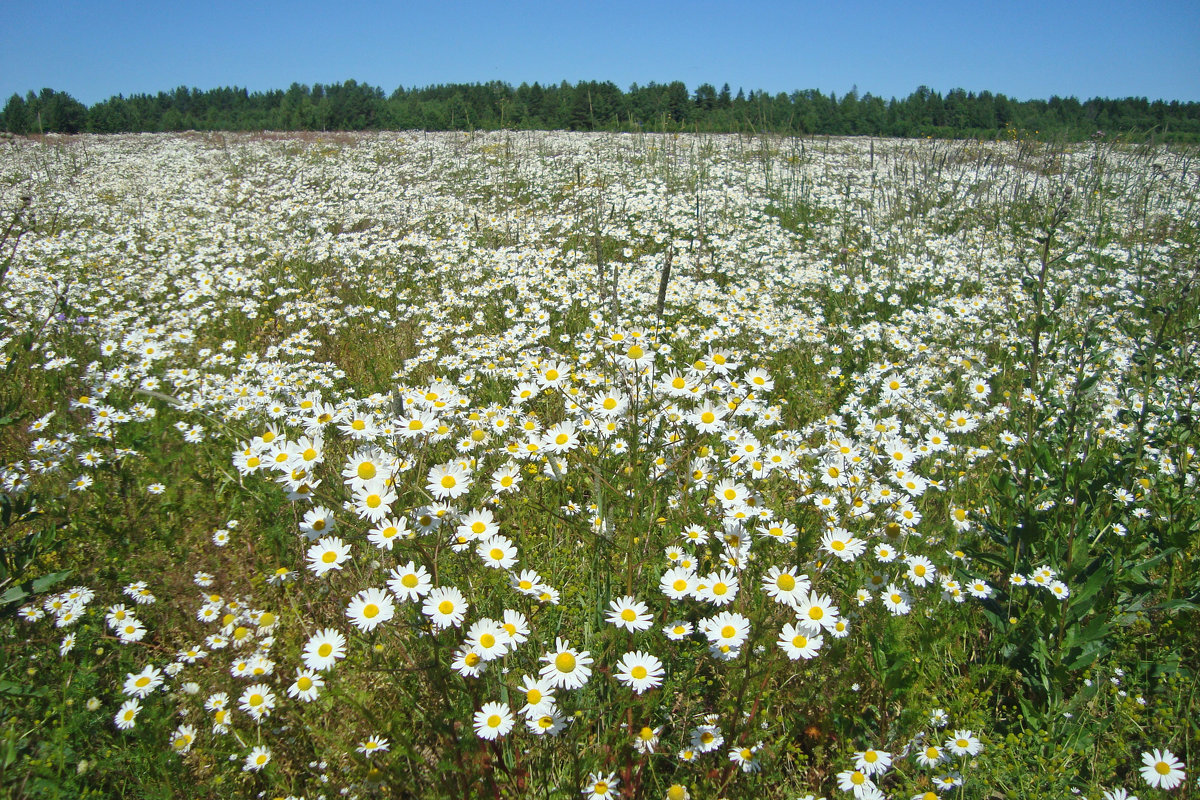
top-left (4, 0), bottom-right (1197, 105)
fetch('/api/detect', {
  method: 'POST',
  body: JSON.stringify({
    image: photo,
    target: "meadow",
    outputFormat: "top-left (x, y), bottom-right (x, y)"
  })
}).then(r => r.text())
top-left (0, 129), bottom-right (1196, 800)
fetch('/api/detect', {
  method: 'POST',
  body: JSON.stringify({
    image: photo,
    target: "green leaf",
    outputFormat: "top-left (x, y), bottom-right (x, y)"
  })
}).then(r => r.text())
top-left (0, 569), bottom-right (72, 608)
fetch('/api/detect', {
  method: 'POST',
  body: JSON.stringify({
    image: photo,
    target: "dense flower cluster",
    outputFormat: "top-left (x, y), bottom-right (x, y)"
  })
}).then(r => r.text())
top-left (3, 131), bottom-right (1196, 798)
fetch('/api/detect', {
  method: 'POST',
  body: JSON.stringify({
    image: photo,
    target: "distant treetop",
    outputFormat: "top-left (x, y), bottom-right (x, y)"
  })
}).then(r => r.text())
top-left (3, 81), bottom-right (1197, 142)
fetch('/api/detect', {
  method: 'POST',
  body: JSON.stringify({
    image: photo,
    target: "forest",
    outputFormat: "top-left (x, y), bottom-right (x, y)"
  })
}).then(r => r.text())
top-left (4, 80), bottom-right (1199, 141)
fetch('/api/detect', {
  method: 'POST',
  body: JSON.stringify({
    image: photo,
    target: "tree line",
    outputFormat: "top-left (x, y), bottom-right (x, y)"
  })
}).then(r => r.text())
top-left (4, 80), bottom-right (1199, 142)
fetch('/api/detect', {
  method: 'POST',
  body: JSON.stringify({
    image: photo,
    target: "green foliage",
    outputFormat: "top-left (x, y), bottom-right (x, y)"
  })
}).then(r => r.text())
top-left (4, 81), bottom-right (1200, 141)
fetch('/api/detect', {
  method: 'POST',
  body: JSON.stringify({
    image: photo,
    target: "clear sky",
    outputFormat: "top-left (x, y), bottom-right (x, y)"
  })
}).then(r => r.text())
top-left (4, 0), bottom-right (1198, 105)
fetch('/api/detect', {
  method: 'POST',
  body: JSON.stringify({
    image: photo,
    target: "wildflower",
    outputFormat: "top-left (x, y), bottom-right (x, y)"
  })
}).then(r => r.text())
top-left (699, 569), bottom-right (739, 606)
top-left (517, 674), bottom-right (556, 718)
top-left (606, 596), bottom-right (654, 632)
top-left (1102, 789), bottom-right (1137, 800)
top-left (299, 506), bottom-right (336, 539)
top-left (916, 744), bottom-right (945, 767)
top-left (306, 536), bottom-right (351, 576)
top-left (238, 683), bottom-right (276, 721)
top-left (660, 566), bottom-right (695, 600)
top-left (387, 561), bottom-right (432, 602)
top-left (690, 724), bottom-right (724, 753)
top-left (633, 724), bottom-right (662, 754)
top-left (882, 584), bottom-right (911, 615)
top-left (423, 585), bottom-right (469, 629)
top-left (302, 628), bottom-right (347, 672)
top-left (777, 622), bottom-right (823, 660)
top-left (614, 650), bottom-right (665, 694)
top-left (357, 736), bottom-right (390, 757)
top-left (582, 771), bottom-right (619, 799)
top-left (539, 638), bottom-right (593, 690)
top-left (905, 555), bottom-right (937, 587)
top-left (465, 618), bottom-right (513, 661)
top-left (427, 461), bottom-right (472, 500)
top-left (287, 668), bottom-right (324, 702)
top-left (795, 590), bottom-right (840, 634)
top-left (1140, 749), bottom-right (1186, 790)
top-left (477, 535), bottom-right (519, 569)
top-left (854, 748), bottom-right (892, 777)
top-left (945, 730), bottom-right (982, 756)
top-left (664, 620), bottom-right (693, 640)
top-left (703, 611), bottom-right (751, 650)
top-left (474, 701), bottom-right (515, 740)
top-left (501, 609), bottom-right (530, 645)
top-left (729, 742), bottom-right (762, 773)
top-left (527, 711), bottom-right (566, 736)
top-left (368, 516), bottom-right (410, 550)
top-left (346, 587), bottom-right (395, 633)
top-left (821, 528), bottom-right (866, 562)
top-left (511, 569), bottom-right (543, 596)
top-left (352, 479), bottom-right (396, 523)
top-left (836, 768), bottom-right (878, 798)
top-left (123, 665), bottom-right (164, 698)
top-left (762, 565), bottom-right (808, 606)
top-left (243, 746), bottom-right (271, 772)
top-left (170, 724), bottom-right (197, 755)
top-left (932, 772), bottom-right (962, 791)
top-left (114, 699), bottom-right (140, 730)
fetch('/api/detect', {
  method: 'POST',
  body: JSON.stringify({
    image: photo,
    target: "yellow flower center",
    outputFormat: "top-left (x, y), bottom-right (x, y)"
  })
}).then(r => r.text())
top-left (555, 652), bottom-right (576, 672)
top-left (401, 574), bottom-right (418, 588)
top-left (297, 677), bottom-right (312, 691)
top-left (808, 607), bottom-right (824, 620)
top-left (480, 634), bottom-right (496, 648)
top-left (438, 600), bottom-right (454, 614)
top-left (440, 475), bottom-right (456, 488)
top-left (322, 551), bottom-right (337, 563)
top-left (362, 604), bottom-right (379, 618)
top-left (487, 714), bottom-right (501, 728)
top-left (720, 625), bottom-right (736, 638)
top-left (631, 665), bottom-right (648, 679)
